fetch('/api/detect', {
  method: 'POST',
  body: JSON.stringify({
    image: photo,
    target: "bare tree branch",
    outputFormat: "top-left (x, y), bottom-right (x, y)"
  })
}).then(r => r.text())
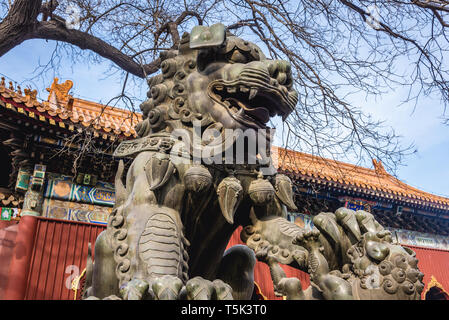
top-left (27, 20), bottom-right (160, 78)
top-left (3, 0), bottom-right (449, 174)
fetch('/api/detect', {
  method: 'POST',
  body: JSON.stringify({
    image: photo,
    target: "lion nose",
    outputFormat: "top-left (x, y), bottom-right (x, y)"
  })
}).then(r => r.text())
top-left (267, 60), bottom-right (292, 87)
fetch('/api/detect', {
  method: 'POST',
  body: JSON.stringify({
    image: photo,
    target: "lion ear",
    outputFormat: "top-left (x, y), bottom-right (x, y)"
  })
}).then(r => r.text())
top-left (189, 23), bottom-right (226, 49)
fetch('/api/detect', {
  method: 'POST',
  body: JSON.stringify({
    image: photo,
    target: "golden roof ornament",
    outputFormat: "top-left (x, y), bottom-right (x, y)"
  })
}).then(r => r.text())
top-left (372, 159), bottom-right (388, 176)
top-left (46, 77), bottom-right (73, 103)
top-left (24, 88), bottom-right (38, 101)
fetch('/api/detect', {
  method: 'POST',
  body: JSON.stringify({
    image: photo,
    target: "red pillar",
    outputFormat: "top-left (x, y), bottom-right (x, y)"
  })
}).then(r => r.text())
top-left (3, 215), bottom-right (38, 300)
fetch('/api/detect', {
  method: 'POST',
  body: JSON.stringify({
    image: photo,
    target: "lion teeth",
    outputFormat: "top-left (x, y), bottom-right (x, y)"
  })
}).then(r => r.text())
top-left (249, 88), bottom-right (258, 100)
top-left (227, 87), bottom-right (237, 93)
top-left (240, 86), bottom-right (249, 93)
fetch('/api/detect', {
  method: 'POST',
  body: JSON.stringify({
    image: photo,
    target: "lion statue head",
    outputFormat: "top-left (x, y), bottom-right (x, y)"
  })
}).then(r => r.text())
top-left (136, 23), bottom-right (298, 146)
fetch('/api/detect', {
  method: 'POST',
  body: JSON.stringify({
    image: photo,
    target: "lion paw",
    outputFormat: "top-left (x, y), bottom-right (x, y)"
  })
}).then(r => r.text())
top-left (254, 242), bottom-right (275, 263)
top-left (212, 279), bottom-right (233, 300)
top-left (149, 275), bottom-right (184, 300)
top-left (293, 229), bottom-right (322, 252)
top-left (181, 277), bottom-right (234, 300)
top-left (184, 276), bottom-right (215, 300)
top-left (120, 278), bottom-right (149, 300)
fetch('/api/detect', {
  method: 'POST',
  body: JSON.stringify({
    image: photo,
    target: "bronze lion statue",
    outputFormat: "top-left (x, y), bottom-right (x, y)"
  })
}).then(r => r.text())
top-left (83, 24), bottom-right (424, 300)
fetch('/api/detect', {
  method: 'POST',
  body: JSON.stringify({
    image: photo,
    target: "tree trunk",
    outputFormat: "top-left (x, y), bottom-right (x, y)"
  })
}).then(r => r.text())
top-left (0, 1), bottom-right (159, 78)
top-left (0, 0), bottom-right (42, 56)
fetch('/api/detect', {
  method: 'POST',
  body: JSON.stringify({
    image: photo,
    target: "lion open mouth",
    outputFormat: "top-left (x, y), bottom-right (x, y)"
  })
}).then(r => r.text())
top-left (209, 81), bottom-right (295, 129)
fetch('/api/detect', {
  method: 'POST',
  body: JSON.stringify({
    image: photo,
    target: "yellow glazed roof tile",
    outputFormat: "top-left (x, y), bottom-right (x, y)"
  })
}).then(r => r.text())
top-left (272, 146), bottom-right (449, 208)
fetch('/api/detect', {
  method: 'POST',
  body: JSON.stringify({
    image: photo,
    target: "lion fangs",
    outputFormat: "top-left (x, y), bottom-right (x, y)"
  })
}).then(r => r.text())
top-left (249, 88), bottom-right (258, 100)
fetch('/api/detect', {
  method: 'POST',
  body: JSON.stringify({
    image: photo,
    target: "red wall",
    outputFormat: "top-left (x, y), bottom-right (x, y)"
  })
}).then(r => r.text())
top-left (0, 223), bottom-right (18, 299)
top-left (23, 217), bottom-right (104, 300)
top-left (405, 245), bottom-right (449, 299)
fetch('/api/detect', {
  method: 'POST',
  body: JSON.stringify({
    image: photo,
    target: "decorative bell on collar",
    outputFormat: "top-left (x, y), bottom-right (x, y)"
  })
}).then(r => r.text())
top-left (248, 172), bottom-right (275, 206)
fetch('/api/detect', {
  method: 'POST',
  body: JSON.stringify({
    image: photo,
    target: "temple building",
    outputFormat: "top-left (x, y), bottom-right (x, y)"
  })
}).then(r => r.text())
top-left (0, 77), bottom-right (448, 300)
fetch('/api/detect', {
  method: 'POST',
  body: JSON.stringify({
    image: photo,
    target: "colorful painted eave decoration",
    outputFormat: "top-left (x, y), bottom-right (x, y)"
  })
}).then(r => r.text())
top-left (44, 178), bottom-right (115, 207)
top-left (394, 228), bottom-right (449, 251)
top-left (0, 207), bottom-right (21, 221)
top-left (42, 199), bottom-right (111, 225)
top-left (15, 169), bottom-right (30, 192)
top-left (339, 196), bottom-right (377, 212)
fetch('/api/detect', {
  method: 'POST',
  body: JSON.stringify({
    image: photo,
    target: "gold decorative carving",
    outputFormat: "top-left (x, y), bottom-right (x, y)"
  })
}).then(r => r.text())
top-left (372, 159), bottom-right (388, 176)
top-left (46, 77), bottom-right (73, 103)
top-left (24, 88), bottom-right (38, 101)
top-left (424, 275), bottom-right (449, 297)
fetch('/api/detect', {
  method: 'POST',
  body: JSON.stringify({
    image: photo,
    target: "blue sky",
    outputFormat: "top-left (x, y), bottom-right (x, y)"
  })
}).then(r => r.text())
top-left (1, 39), bottom-right (449, 197)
